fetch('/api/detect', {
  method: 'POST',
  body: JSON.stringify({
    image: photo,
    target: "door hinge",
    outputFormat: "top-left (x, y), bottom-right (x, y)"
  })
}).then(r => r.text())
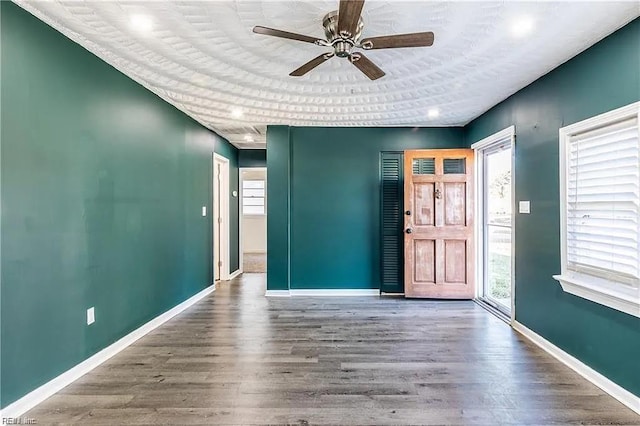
top-left (218, 261), bottom-right (222, 267)
top-left (218, 217), bottom-right (223, 224)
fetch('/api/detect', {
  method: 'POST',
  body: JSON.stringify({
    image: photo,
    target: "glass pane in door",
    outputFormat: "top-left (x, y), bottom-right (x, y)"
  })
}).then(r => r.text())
top-left (486, 225), bottom-right (511, 308)
top-left (484, 146), bottom-right (512, 313)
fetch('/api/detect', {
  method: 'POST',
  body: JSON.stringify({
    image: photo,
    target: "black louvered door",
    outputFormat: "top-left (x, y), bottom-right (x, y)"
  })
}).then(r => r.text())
top-left (380, 152), bottom-right (404, 293)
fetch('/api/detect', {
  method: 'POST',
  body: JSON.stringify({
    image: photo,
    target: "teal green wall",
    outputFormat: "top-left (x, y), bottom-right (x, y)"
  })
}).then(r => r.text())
top-left (239, 149), bottom-right (267, 168)
top-left (4, 0), bottom-right (638, 408)
top-left (0, 2), bottom-right (238, 407)
top-left (267, 127), bottom-right (464, 291)
top-left (266, 126), bottom-right (291, 291)
top-left (465, 18), bottom-right (640, 396)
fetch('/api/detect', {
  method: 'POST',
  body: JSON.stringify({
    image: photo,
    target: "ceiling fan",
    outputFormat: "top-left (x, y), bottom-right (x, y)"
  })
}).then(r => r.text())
top-left (252, 0), bottom-right (434, 80)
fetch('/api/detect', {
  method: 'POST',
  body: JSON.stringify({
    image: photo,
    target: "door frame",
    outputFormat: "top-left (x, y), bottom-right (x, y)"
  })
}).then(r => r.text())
top-left (471, 126), bottom-right (516, 323)
top-left (239, 167), bottom-right (268, 271)
top-left (213, 153), bottom-right (231, 281)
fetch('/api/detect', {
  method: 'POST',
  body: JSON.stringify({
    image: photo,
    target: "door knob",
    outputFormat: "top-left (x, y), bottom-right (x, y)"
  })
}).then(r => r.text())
top-left (406, 228), bottom-right (412, 234)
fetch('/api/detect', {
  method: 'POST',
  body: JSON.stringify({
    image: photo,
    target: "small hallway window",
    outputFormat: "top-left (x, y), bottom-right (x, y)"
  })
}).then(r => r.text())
top-left (242, 180), bottom-right (265, 215)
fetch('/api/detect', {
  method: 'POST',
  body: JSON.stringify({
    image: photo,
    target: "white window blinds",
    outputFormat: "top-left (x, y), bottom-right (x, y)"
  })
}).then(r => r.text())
top-left (566, 117), bottom-right (640, 286)
top-left (242, 180), bottom-right (265, 215)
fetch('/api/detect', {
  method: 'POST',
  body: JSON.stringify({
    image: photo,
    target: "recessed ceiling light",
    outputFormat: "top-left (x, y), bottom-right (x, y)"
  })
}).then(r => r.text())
top-left (231, 108), bottom-right (244, 119)
top-left (129, 14), bottom-right (153, 33)
top-left (427, 108), bottom-right (440, 119)
top-left (511, 17), bottom-right (534, 38)
top-left (244, 134), bottom-right (254, 142)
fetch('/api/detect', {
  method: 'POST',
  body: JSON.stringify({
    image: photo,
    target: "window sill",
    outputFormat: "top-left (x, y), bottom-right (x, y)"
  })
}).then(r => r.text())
top-left (553, 274), bottom-right (639, 318)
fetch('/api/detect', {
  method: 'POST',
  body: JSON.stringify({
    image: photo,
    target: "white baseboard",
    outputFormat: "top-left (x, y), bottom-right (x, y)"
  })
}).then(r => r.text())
top-left (264, 290), bottom-right (291, 297)
top-left (512, 321), bottom-right (640, 414)
top-left (264, 289), bottom-right (381, 297)
top-left (0, 284), bottom-right (216, 418)
top-left (228, 269), bottom-right (242, 280)
top-left (289, 289), bottom-right (380, 297)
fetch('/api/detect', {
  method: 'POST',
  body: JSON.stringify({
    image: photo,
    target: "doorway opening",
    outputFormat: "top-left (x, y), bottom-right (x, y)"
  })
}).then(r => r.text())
top-left (240, 167), bottom-right (267, 273)
top-left (213, 153), bottom-right (231, 281)
top-left (473, 127), bottom-right (515, 319)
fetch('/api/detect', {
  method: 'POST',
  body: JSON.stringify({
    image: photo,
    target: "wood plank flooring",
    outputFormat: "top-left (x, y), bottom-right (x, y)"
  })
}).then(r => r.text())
top-left (26, 274), bottom-right (639, 425)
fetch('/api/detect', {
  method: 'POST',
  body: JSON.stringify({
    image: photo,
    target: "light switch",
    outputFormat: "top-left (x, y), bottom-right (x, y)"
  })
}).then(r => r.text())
top-left (87, 307), bottom-right (95, 325)
top-left (202, 206), bottom-right (207, 216)
top-left (519, 201), bottom-right (531, 214)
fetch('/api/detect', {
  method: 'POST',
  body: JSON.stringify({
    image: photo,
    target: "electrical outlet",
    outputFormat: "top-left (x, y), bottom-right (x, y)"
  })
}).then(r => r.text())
top-left (87, 307), bottom-right (95, 325)
top-left (202, 206), bottom-right (207, 216)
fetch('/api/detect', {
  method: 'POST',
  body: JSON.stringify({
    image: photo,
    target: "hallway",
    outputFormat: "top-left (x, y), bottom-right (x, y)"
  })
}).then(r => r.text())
top-left (26, 274), bottom-right (638, 425)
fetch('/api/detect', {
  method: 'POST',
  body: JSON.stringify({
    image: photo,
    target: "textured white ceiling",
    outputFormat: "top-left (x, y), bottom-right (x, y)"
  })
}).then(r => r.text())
top-left (15, 1), bottom-right (639, 148)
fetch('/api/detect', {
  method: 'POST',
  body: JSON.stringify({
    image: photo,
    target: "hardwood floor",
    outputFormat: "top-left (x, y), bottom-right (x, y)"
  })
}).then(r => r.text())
top-left (26, 274), bottom-right (639, 425)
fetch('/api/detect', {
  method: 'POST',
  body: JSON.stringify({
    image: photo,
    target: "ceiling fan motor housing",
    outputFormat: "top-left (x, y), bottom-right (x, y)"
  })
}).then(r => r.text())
top-left (323, 11), bottom-right (363, 57)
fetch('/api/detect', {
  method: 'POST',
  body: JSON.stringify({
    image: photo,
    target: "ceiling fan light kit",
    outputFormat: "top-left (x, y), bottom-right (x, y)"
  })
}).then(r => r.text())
top-left (252, 0), bottom-right (434, 80)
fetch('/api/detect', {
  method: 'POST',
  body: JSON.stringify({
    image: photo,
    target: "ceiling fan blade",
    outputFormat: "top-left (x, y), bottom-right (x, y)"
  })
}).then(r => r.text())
top-left (349, 53), bottom-right (385, 80)
top-left (338, 0), bottom-right (365, 37)
top-left (361, 32), bottom-right (435, 49)
top-left (253, 26), bottom-right (321, 44)
top-left (290, 53), bottom-right (334, 77)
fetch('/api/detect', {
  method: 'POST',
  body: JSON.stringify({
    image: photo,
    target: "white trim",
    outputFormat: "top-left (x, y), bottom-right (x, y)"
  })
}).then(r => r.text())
top-left (239, 166), bottom-right (268, 272)
top-left (265, 289), bottom-right (381, 297)
top-left (264, 290), bottom-right (291, 297)
top-left (512, 321), bottom-right (640, 415)
top-left (213, 153), bottom-right (231, 281)
top-left (288, 289), bottom-right (380, 297)
top-left (239, 169), bottom-right (243, 275)
top-left (510, 137), bottom-right (517, 324)
top-left (559, 102), bottom-right (639, 136)
top-left (472, 125), bottom-right (516, 323)
top-left (471, 125), bottom-right (515, 150)
top-left (556, 101), bottom-right (640, 317)
top-left (474, 150), bottom-right (483, 303)
top-left (228, 269), bottom-right (242, 280)
top-left (0, 284), bottom-right (216, 418)
top-left (553, 274), bottom-right (639, 318)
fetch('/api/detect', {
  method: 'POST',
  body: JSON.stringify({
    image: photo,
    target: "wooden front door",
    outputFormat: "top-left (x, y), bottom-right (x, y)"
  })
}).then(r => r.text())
top-left (404, 149), bottom-right (475, 298)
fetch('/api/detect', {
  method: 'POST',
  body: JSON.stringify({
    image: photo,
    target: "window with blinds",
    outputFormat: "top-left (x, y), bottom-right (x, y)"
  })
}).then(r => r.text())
top-left (242, 180), bottom-right (265, 215)
top-left (555, 102), bottom-right (640, 318)
top-left (566, 117), bottom-right (639, 286)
